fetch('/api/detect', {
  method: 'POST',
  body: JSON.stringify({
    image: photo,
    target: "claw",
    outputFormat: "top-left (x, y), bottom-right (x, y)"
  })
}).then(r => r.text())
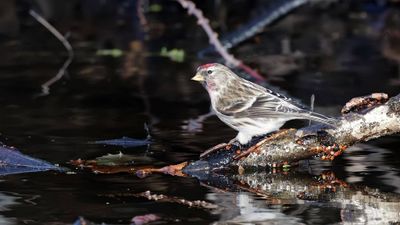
top-left (227, 140), bottom-right (243, 150)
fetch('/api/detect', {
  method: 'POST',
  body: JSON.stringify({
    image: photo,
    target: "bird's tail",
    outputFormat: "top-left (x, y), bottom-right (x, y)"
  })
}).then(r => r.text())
top-left (300, 111), bottom-right (338, 127)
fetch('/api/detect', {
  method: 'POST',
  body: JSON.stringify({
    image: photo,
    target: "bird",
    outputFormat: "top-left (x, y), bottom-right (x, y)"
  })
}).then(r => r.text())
top-left (191, 63), bottom-right (336, 146)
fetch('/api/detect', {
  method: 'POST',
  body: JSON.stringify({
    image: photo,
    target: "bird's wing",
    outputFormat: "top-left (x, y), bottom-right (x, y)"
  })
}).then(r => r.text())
top-left (215, 77), bottom-right (334, 125)
top-left (215, 77), bottom-right (302, 118)
top-left (217, 91), bottom-right (336, 127)
top-left (216, 91), bottom-right (302, 119)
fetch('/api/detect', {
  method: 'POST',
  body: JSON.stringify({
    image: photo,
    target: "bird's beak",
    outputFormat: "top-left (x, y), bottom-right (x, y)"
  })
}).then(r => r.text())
top-left (191, 73), bottom-right (205, 82)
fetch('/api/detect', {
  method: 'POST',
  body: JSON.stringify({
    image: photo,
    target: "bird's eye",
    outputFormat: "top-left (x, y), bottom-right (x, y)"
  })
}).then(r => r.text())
top-left (207, 70), bottom-right (213, 74)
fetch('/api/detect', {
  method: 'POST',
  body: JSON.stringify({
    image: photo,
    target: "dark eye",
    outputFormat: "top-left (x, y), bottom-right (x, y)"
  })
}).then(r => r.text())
top-left (207, 70), bottom-right (213, 74)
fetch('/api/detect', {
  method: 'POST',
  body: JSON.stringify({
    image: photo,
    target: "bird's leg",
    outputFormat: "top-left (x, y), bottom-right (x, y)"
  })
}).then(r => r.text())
top-left (233, 129), bottom-right (294, 160)
top-left (227, 137), bottom-right (237, 145)
top-left (227, 137), bottom-right (243, 148)
top-left (199, 137), bottom-right (239, 159)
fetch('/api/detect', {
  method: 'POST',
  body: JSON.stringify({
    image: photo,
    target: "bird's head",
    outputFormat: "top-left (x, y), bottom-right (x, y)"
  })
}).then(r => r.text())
top-left (191, 63), bottom-right (236, 92)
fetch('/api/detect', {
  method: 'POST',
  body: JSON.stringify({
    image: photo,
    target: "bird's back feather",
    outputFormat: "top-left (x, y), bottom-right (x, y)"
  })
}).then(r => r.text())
top-left (213, 73), bottom-right (336, 127)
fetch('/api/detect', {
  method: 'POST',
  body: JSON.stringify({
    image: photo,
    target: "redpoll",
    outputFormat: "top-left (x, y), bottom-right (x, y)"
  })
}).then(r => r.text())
top-left (191, 63), bottom-right (336, 145)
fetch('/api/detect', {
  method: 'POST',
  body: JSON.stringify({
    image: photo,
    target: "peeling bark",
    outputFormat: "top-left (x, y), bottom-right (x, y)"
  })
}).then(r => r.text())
top-left (186, 93), bottom-right (400, 170)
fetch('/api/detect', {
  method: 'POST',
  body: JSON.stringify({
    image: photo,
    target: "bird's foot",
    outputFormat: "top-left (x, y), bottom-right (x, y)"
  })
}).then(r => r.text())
top-left (226, 138), bottom-right (244, 149)
top-left (200, 138), bottom-right (243, 159)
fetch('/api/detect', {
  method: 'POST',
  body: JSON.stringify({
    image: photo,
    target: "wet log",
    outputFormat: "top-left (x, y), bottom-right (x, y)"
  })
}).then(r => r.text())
top-left (184, 93), bottom-right (400, 170)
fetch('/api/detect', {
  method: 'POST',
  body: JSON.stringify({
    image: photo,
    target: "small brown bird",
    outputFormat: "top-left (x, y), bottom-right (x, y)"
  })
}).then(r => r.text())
top-left (192, 63), bottom-right (335, 145)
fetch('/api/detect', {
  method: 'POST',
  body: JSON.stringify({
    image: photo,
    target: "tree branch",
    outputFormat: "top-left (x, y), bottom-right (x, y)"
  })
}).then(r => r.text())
top-left (175, 0), bottom-right (265, 81)
top-left (29, 10), bottom-right (74, 96)
top-left (185, 93), bottom-right (400, 170)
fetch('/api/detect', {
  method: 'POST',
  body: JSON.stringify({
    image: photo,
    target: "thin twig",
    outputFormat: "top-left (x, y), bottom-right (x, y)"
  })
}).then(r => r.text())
top-left (175, 0), bottom-right (265, 81)
top-left (29, 10), bottom-right (74, 96)
top-left (308, 94), bottom-right (315, 126)
top-left (137, 0), bottom-right (148, 27)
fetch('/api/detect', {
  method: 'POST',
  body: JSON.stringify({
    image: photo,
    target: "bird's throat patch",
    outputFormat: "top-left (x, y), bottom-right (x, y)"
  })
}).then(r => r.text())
top-left (206, 80), bottom-right (217, 91)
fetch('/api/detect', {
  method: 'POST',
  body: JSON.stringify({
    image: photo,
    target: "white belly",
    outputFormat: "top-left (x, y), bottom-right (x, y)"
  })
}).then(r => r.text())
top-left (235, 118), bottom-right (285, 144)
top-left (216, 112), bottom-right (286, 144)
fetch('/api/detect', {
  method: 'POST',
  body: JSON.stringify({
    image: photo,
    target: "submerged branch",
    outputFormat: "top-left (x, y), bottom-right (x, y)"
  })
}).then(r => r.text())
top-left (29, 10), bottom-right (74, 95)
top-left (185, 92), bottom-right (400, 170)
top-left (104, 190), bottom-right (218, 210)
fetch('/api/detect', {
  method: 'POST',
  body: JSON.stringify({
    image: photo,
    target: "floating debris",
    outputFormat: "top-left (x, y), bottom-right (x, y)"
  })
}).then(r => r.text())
top-left (131, 214), bottom-right (160, 225)
top-left (0, 145), bottom-right (62, 176)
top-left (90, 136), bottom-right (151, 148)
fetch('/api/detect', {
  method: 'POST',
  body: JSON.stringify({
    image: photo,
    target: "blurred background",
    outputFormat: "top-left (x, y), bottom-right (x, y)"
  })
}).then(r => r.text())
top-left (0, 0), bottom-right (400, 224)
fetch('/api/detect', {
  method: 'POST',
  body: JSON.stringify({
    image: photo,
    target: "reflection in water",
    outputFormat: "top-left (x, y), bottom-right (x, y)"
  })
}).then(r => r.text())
top-left (208, 192), bottom-right (304, 225)
top-left (344, 144), bottom-right (400, 193)
top-left (0, 192), bottom-right (19, 225)
top-left (187, 161), bottom-right (400, 224)
top-left (236, 170), bottom-right (400, 224)
top-left (181, 109), bottom-right (215, 134)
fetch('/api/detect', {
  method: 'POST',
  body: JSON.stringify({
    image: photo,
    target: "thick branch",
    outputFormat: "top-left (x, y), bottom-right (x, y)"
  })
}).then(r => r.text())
top-left (237, 93), bottom-right (400, 167)
top-left (185, 93), bottom-right (400, 170)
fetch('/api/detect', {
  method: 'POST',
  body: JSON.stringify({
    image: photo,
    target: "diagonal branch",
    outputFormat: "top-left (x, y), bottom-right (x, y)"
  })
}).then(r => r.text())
top-left (29, 10), bottom-right (74, 96)
top-left (175, 0), bottom-right (265, 81)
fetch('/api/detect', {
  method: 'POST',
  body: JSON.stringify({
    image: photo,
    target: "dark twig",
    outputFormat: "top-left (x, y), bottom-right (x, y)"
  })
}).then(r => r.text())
top-left (308, 94), bottom-right (315, 126)
top-left (199, 0), bottom-right (309, 56)
top-left (29, 10), bottom-right (74, 96)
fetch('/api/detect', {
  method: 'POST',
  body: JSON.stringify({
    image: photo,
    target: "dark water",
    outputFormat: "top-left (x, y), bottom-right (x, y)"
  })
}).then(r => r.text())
top-left (0, 1), bottom-right (400, 224)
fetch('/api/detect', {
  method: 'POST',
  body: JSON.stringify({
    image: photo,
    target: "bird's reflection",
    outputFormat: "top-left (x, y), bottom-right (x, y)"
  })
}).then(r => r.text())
top-left (184, 146), bottom-right (400, 224)
top-left (200, 169), bottom-right (400, 224)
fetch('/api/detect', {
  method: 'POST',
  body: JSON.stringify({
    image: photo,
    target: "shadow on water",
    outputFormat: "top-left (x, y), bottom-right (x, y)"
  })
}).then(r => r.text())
top-left (0, 0), bottom-right (400, 224)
